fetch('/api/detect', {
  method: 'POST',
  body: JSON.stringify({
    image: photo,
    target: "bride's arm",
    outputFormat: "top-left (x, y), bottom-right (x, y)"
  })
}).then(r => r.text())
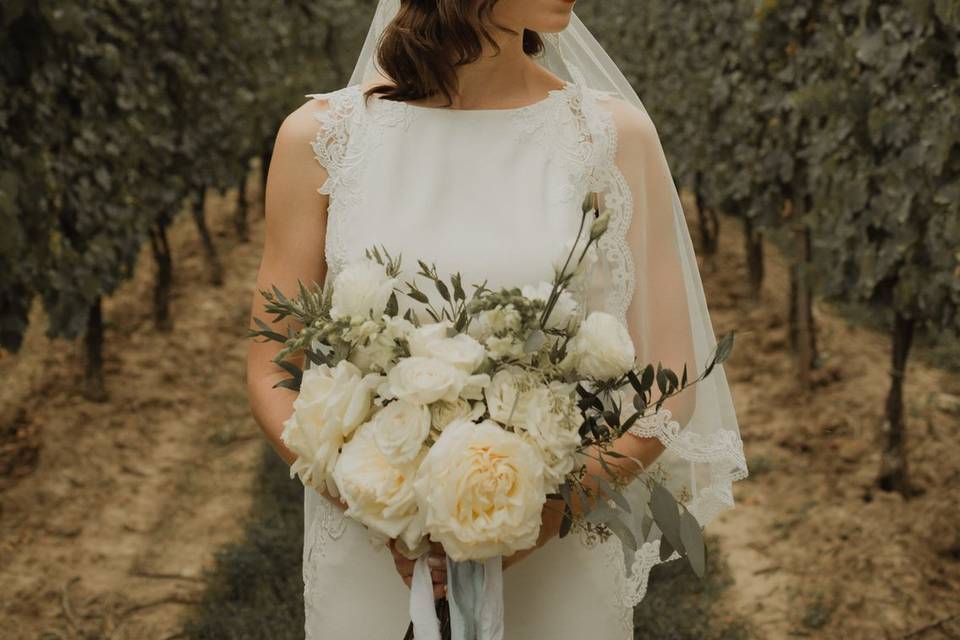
top-left (245, 98), bottom-right (346, 510)
top-left (506, 99), bottom-right (697, 568)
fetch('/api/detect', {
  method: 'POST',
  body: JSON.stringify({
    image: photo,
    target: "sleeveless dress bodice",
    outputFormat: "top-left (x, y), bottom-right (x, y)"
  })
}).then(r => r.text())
top-left (308, 80), bottom-right (622, 298)
top-left (298, 80), bottom-right (636, 640)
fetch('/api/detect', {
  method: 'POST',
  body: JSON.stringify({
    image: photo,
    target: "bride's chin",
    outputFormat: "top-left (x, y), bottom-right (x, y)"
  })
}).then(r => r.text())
top-left (533, 13), bottom-right (574, 34)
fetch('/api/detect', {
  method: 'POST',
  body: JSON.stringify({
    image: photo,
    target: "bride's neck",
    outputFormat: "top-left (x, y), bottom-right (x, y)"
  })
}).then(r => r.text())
top-left (445, 33), bottom-right (550, 109)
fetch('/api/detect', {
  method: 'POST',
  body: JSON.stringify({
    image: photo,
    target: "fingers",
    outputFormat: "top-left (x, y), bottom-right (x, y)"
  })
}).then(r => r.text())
top-left (391, 545), bottom-right (448, 598)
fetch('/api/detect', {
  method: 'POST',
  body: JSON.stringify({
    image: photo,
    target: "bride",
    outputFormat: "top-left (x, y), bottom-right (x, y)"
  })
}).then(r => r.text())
top-left (246, 0), bottom-right (747, 638)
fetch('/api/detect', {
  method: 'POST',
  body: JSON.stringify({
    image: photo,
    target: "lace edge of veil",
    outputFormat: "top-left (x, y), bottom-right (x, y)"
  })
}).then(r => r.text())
top-left (575, 86), bottom-right (749, 609)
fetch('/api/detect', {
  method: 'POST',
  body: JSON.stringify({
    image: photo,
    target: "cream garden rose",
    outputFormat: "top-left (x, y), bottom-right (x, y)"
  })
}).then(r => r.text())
top-left (332, 422), bottom-right (422, 545)
top-left (561, 310), bottom-right (636, 380)
top-left (330, 259), bottom-right (397, 321)
top-left (413, 419), bottom-right (548, 561)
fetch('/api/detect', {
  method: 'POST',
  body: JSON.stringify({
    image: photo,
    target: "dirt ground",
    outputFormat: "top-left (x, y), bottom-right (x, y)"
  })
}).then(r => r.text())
top-left (0, 182), bottom-right (957, 639)
top-left (696, 198), bottom-right (960, 639)
top-left (0, 184), bottom-right (267, 639)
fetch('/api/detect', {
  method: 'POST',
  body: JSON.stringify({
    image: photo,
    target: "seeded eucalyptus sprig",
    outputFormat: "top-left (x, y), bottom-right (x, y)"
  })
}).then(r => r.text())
top-left (549, 328), bottom-right (737, 581)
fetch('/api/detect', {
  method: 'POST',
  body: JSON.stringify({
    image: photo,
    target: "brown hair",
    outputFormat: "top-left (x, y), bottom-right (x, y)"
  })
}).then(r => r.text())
top-left (364, 0), bottom-right (545, 107)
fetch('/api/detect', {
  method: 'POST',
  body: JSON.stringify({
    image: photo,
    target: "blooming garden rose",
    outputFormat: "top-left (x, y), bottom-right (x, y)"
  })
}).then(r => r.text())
top-left (413, 419), bottom-right (548, 560)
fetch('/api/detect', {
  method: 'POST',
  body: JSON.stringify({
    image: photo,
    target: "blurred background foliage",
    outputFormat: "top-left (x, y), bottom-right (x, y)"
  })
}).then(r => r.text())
top-left (1, 0), bottom-right (958, 638)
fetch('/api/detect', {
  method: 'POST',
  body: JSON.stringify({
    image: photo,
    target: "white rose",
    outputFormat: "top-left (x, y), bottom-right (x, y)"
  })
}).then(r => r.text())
top-left (281, 360), bottom-right (382, 492)
top-left (467, 304), bottom-right (522, 341)
top-left (409, 320), bottom-right (486, 373)
top-left (371, 399), bottom-right (431, 464)
top-left (351, 316), bottom-right (414, 374)
top-left (485, 366), bottom-right (535, 427)
top-left (330, 259), bottom-right (397, 320)
top-left (301, 360), bottom-right (383, 437)
top-left (521, 281), bottom-right (579, 330)
top-left (516, 382), bottom-right (582, 489)
top-left (379, 356), bottom-right (465, 405)
top-left (430, 398), bottom-right (484, 432)
top-left (332, 422), bottom-right (422, 541)
top-left (413, 419), bottom-right (547, 561)
top-left (562, 311), bottom-right (635, 380)
top-left (280, 411), bottom-right (342, 495)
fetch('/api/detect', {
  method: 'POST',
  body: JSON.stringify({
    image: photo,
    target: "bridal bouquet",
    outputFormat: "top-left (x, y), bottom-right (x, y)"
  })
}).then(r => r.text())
top-left (249, 193), bottom-right (735, 638)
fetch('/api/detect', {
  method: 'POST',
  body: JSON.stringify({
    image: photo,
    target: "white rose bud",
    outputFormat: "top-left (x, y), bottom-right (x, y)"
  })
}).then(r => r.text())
top-left (330, 259), bottom-right (397, 321)
top-left (562, 311), bottom-right (635, 380)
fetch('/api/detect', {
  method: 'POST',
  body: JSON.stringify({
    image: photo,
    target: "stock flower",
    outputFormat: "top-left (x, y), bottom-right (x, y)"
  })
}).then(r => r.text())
top-left (467, 304), bottom-right (523, 341)
top-left (516, 381), bottom-right (582, 488)
top-left (413, 419), bottom-right (547, 560)
top-left (351, 315), bottom-right (414, 374)
top-left (483, 335), bottom-right (525, 361)
top-left (330, 259), bottom-right (397, 320)
top-left (561, 311), bottom-right (635, 380)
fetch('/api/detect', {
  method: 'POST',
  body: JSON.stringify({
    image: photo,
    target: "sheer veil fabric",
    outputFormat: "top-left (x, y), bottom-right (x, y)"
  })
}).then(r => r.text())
top-left (333, 0), bottom-right (748, 608)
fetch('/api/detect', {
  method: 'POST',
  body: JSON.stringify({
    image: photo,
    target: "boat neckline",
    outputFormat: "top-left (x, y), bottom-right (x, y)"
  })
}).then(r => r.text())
top-left (371, 80), bottom-right (574, 114)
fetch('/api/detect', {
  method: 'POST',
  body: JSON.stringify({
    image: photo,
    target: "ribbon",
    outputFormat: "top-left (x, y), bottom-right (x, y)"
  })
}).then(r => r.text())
top-left (410, 554), bottom-right (503, 640)
top-left (410, 554), bottom-right (442, 640)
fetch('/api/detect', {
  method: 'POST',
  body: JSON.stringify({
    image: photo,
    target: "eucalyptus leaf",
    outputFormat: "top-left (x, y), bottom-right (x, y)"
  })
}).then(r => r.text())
top-left (650, 483), bottom-right (684, 554)
top-left (680, 509), bottom-right (706, 579)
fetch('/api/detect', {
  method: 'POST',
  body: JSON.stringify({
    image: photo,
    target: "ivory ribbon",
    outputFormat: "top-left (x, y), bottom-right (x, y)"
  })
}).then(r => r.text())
top-left (409, 554), bottom-right (504, 640)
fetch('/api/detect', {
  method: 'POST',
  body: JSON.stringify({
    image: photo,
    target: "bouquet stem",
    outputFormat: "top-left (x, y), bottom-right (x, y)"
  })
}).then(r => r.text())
top-left (403, 597), bottom-right (451, 640)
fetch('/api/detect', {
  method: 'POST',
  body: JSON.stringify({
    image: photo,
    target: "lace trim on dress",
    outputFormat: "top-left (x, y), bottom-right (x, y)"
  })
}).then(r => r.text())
top-left (304, 85), bottom-right (415, 278)
top-left (302, 492), bottom-right (348, 639)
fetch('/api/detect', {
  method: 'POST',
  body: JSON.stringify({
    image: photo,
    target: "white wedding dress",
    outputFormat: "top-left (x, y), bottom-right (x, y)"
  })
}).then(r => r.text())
top-left (300, 79), bottom-right (639, 639)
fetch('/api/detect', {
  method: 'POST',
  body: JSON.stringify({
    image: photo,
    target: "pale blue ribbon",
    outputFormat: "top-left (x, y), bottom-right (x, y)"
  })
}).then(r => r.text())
top-left (409, 554), bottom-right (504, 640)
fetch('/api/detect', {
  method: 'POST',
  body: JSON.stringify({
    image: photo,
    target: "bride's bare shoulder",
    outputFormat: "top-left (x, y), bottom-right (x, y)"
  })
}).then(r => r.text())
top-left (275, 84), bottom-right (365, 149)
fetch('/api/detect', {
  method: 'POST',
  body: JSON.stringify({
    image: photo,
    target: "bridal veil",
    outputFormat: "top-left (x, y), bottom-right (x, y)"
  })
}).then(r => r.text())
top-left (340, 0), bottom-right (748, 606)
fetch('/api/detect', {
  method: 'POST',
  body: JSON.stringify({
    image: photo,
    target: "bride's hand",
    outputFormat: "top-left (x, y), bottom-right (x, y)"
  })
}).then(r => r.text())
top-left (502, 497), bottom-right (567, 571)
top-left (389, 539), bottom-right (448, 599)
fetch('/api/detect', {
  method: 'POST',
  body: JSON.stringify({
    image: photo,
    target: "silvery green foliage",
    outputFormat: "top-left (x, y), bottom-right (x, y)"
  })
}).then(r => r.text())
top-left (0, 0), bottom-right (375, 353)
